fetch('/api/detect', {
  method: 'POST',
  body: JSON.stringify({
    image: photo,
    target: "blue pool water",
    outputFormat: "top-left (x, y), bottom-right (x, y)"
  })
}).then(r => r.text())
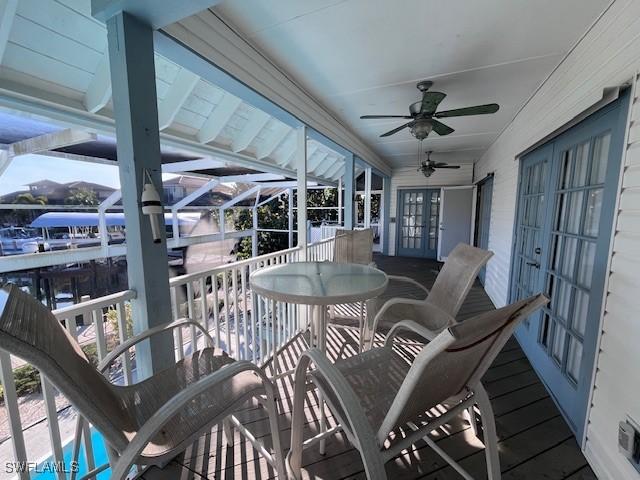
top-left (33, 428), bottom-right (110, 479)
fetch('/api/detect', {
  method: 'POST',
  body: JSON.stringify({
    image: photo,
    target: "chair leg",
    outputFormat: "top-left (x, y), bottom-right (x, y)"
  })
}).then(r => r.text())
top-left (363, 299), bottom-right (376, 350)
top-left (467, 406), bottom-right (479, 438)
top-left (222, 418), bottom-right (234, 446)
top-left (264, 382), bottom-right (286, 478)
top-left (357, 301), bottom-right (365, 352)
top-left (474, 384), bottom-right (501, 480)
top-left (287, 357), bottom-right (312, 480)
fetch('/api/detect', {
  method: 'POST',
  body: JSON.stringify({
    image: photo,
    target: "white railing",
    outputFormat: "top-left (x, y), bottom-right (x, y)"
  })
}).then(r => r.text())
top-left (0, 237), bottom-right (335, 479)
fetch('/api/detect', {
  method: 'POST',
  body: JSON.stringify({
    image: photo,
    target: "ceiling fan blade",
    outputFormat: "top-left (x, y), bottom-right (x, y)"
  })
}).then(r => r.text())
top-left (380, 122), bottom-right (412, 137)
top-left (434, 103), bottom-right (499, 118)
top-left (431, 119), bottom-right (455, 136)
top-left (434, 165), bottom-right (461, 169)
top-left (360, 115), bottom-right (412, 119)
top-left (420, 91), bottom-right (447, 115)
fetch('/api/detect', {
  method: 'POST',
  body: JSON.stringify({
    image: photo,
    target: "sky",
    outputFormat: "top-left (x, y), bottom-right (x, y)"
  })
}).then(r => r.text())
top-left (0, 154), bottom-right (120, 195)
top-left (0, 154), bottom-right (180, 195)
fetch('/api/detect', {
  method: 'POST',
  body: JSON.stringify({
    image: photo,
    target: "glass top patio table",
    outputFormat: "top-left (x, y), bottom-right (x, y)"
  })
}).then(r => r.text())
top-left (250, 261), bottom-right (388, 306)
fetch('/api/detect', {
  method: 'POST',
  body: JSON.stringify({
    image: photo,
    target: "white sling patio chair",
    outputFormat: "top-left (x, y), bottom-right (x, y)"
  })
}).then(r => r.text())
top-left (363, 243), bottom-right (493, 349)
top-left (333, 228), bottom-right (375, 266)
top-left (0, 284), bottom-right (285, 480)
top-left (331, 228), bottom-right (375, 349)
top-left (287, 293), bottom-right (548, 480)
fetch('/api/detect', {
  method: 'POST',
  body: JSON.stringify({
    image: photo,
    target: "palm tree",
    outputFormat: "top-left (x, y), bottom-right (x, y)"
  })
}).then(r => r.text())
top-left (10, 193), bottom-right (48, 224)
top-left (13, 193), bottom-right (48, 205)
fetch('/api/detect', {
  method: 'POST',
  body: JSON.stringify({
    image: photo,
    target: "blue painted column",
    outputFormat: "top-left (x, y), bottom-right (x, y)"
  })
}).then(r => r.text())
top-left (343, 153), bottom-right (355, 229)
top-left (382, 175), bottom-right (391, 255)
top-left (106, 11), bottom-right (173, 377)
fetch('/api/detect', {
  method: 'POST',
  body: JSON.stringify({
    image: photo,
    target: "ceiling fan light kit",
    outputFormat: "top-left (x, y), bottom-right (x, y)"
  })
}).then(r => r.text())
top-left (410, 120), bottom-right (433, 141)
top-left (417, 150), bottom-right (461, 178)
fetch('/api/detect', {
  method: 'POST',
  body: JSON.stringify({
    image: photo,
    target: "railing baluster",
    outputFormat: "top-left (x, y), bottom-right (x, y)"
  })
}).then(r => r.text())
top-left (186, 282), bottom-right (197, 352)
top-left (241, 265), bottom-right (249, 361)
top-left (257, 293), bottom-right (264, 364)
top-left (116, 301), bottom-right (133, 385)
top-left (41, 376), bottom-right (65, 480)
top-left (265, 296), bottom-right (271, 364)
top-left (77, 314), bottom-right (95, 474)
top-left (92, 308), bottom-right (107, 361)
top-left (170, 287), bottom-right (183, 360)
top-left (212, 274), bottom-right (221, 349)
top-left (270, 298), bottom-right (278, 375)
top-left (223, 270), bottom-right (231, 356)
top-left (199, 276), bottom-right (208, 332)
top-left (0, 351), bottom-right (30, 480)
top-left (232, 268), bottom-right (240, 359)
top-left (249, 263), bottom-right (258, 364)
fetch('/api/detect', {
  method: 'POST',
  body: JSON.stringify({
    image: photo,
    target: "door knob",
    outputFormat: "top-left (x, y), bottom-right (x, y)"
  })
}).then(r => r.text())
top-left (526, 261), bottom-right (540, 269)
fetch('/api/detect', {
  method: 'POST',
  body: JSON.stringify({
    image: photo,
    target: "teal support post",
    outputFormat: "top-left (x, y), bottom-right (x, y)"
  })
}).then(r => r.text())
top-left (382, 176), bottom-right (391, 255)
top-left (106, 11), bottom-right (173, 377)
top-left (343, 153), bottom-right (355, 230)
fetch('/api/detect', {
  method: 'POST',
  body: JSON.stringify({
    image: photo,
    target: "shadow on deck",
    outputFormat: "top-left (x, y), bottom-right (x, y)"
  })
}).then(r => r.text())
top-left (143, 255), bottom-right (595, 479)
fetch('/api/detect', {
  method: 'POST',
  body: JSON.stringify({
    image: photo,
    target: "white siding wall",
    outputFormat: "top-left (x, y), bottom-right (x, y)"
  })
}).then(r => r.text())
top-left (388, 164), bottom-right (472, 255)
top-left (585, 76), bottom-right (640, 480)
top-left (472, 0), bottom-right (640, 477)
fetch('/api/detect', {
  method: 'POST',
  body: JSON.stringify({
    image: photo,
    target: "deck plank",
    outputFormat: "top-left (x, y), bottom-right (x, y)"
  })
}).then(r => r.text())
top-left (144, 255), bottom-right (594, 480)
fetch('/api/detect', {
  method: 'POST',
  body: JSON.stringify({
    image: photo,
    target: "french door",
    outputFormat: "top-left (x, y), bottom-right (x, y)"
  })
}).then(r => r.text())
top-left (511, 91), bottom-right (629, 439)
top-left (396, 188), bottom-right (440, 258)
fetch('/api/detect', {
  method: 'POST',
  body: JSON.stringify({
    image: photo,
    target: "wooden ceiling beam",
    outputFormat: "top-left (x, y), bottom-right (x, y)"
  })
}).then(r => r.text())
top-left (196, 93), bottom-right (242, 144)
top-left (8, 129), bottom-right (96, 157)
top-left (157, 67), bottom-right (200, 130)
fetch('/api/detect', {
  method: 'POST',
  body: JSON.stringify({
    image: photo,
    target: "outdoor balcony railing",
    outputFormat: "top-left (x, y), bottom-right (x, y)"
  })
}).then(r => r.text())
top-left (0, 237), bottom-right (335, 479)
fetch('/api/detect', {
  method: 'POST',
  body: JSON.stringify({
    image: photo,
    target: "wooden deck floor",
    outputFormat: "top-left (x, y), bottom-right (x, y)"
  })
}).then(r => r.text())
top-left (143, 255), bottom-right (595, 480)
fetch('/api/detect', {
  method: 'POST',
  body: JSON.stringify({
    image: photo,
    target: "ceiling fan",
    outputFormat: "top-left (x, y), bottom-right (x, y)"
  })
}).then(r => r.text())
top-left (418, 151), bottom-right (460, 178)
top-left (360, 80), bottom-right (499, 140)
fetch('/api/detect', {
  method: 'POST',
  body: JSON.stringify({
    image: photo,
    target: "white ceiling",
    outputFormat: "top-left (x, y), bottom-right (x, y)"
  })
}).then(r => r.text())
top-left (214, 0), bottom-right (610, 168)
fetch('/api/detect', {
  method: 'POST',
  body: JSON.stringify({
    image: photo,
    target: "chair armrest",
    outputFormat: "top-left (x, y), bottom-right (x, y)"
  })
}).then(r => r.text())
top-left (110, 360), bottom-right (267, 480)
top-left (369, 296), bottom-right (428, 339)
top-left (98, 318), bottom-right (214, 374)
top-left (384, 319), bottom-right (446, 346)
top-left (386, 275), bottom-right (430, 296)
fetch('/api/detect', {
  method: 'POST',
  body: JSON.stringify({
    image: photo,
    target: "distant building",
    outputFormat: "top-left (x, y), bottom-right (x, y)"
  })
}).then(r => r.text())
top-left (1, 176), bottom-right (239, 208)
top-left (1, 180), bottom-right (115, 204)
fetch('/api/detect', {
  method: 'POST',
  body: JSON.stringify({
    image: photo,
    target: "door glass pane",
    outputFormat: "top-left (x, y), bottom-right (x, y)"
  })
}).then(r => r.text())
top-left (561, 237), bottom-right (577, 277)
top-left (567, 191), bottom-right (584, 234)
top-left (536, 194), bottom-right (545, 227)
top-left (556, 193), bottom-right (568, 231)
top-left (540, 313), bottom-right (551, 347)
top-left (583, 189), bottom-right (603, 237)
top-left (560, 150), bottom-right (574, 189)
top-left (590, 133), bottom-right (611, 184)
top-left (572, 141), bottom-right (590, 187)
top-left (573, 289), bottom-right (589, 336)
top-left (552, 235), bottom-right (562, 271)
top-left (566, 336), bottom-right (583, 382)
top-left (552, 278), bottom-right (571, 322)
top-left (552, 322), bottom-right (566, 363)
top-left (577, 241), bottom-right (596, 288)
top-left (531, 163), bottom-right (541, 193)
